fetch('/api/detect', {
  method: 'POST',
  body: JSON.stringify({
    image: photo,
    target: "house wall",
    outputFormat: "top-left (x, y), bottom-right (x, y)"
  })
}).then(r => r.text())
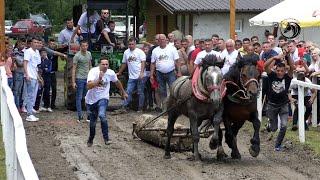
top-left (146, 1), bottom-right (176, 42)
top-left (193, 12), bottom-right (320, 44)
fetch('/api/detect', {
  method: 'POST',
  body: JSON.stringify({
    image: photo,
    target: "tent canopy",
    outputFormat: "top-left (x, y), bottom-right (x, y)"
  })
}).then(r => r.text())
top-left (249, 0), bottom-right (320, 28)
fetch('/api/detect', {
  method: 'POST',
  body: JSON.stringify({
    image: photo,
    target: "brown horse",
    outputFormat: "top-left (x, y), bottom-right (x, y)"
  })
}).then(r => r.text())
top-left (164, 55), bottom-right (225, 161)
top-left (212, 54), bottom-right (261, 159)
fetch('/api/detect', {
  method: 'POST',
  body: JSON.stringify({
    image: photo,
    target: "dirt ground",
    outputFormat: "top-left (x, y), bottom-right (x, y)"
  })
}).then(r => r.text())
top-left (23, 73), bottom-right (320, 180)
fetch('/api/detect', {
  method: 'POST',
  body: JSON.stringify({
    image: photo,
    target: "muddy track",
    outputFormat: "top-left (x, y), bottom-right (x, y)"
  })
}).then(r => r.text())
top-left (23, 74), bottom-right (320, 180)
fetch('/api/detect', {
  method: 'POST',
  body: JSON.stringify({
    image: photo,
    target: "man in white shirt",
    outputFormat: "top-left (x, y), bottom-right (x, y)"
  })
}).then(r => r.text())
top-left (194, 39), bottom-right (220, 67)
top-left (167, 33), bottom-right (175, 47)
top-left (220, 39), bottom-right (238, 75)
top-left (288, 40), bottom-right (300, 62)
top-left (24, 37), bottom-right (42, 121)
top-left (70, 10), bottom-right (100, 43)
top-left (150, 34), bottom-right (180, 109)
top-left (117, 38), bottom-right (146, 111)
top-left (86, 58), bottom-right (127, 147)
top-left (58, 18), bottom-right (75, 46)
top-left (268, 34), bottom-right (283, 55)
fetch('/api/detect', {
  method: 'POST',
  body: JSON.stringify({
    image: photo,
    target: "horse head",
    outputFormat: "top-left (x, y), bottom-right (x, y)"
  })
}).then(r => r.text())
top-left (201, 54), bottom-right (224, 107)
top-left (238, 54), bottom-right (260, 98)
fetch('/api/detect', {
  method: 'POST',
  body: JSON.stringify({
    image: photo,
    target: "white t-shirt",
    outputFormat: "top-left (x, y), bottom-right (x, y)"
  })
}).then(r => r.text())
top-left (290, 48), bottom-right (300, 62)
top-left (273, 46), bottom-right (283, 55)
top-left (308, 61), bottom-right (320, 72)
top-left (24, 48), bottom-right (41, 79)
top-left (194, 50), bottom-right (220, 65)
top-left (220, 49), bottom-right (239, 75)
top-left (151, 45), bottom-right (179, 73)
top-left (289, 77), bottom-right (312, 96)
top-left (122, 48), bottom-right (146, 79)
top-left (85, 67), bottom-right (118, 104)
top-left (187, 45), bottom-right (195, 56)
top-left (77, 11), bottom-right (100, 34)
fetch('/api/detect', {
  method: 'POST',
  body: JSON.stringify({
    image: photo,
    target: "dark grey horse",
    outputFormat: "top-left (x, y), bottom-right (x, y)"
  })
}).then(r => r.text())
top-left (164, 55), bottom-right (225, 161)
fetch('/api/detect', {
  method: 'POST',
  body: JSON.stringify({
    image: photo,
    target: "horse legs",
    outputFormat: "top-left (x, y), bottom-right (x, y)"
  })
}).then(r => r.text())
top-left (216, 127), bottom-right (228, 161)
top-left (224, 118), bottom-right (243, 159)
top-left (190, 116), bottom-right (201, 161)
top-left (249, 112), bottom-right (261, 157)
top-left (209, 104), bottom-right (224, 150)
top-left (164, 110), bottom-right (179, 159)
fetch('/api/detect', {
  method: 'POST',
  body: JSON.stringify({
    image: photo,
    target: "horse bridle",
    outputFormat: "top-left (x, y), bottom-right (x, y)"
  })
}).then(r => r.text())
top-left (239, 68), bottom-right (260, 92)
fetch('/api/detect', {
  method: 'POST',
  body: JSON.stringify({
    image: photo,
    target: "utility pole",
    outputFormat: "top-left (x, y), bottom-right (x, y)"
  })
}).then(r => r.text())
top-left (230, 0), bottom-right (236, 40)
top-left (0, 0), bottom-right (4, 62)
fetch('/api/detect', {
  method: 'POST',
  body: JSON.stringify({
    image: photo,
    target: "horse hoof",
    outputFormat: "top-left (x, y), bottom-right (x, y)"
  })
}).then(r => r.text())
top-left (164, 154), bottom-right (171, 159)
top-left (231, 152), bottom-right (241, 159)
top-left (249, 147), bottom-right (260, 157)
top-left (209, 139), bottom-right (218, 150)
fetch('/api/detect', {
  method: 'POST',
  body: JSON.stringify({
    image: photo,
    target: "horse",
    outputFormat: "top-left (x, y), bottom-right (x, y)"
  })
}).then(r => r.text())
top-left (164, 54), bottom-right (225, 161)
top-left (213, 54), bottom-right (261, 159)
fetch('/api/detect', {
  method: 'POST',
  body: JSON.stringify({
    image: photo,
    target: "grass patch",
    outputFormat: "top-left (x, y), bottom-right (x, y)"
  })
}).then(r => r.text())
top-left (258, 117), bottom-right (320, 156)
top-left (0, 125), bottom-right (6, 180)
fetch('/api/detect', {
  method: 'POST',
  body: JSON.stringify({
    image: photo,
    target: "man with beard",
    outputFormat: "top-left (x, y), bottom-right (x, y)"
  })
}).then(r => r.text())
top-left (58, 18), bottom-right (76, 46)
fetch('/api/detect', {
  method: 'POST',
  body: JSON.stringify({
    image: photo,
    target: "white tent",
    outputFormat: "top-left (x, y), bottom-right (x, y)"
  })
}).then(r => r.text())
top-left (249, 0), bottom-right (320, 28)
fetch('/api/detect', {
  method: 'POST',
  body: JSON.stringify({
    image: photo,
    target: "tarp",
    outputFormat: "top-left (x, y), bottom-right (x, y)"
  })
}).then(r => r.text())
top-left (249, 0), bottom-right (320, 28)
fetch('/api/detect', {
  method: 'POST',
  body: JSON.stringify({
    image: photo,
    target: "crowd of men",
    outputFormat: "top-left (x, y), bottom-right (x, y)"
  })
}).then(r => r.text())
top-left (3, 7), bottom-right (320, 148)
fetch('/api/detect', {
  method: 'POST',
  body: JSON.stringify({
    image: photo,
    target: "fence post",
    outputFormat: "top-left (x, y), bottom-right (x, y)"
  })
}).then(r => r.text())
top-left (311, 76), bottom-right (318, 127)
top-left (298, 85), bottom-right (305, 143)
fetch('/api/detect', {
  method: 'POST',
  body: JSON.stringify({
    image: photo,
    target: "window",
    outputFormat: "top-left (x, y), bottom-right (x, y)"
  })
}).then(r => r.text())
top-left (235, 19), bottom-right (243, 33)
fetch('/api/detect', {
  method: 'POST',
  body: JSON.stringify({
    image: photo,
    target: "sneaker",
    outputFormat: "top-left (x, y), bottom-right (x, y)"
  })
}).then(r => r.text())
top-left (86, 119), bottom-right (90, 122)
top-left (32, 109), bottom-right (39, 114)
top-left (291, 125), bottom-right (298, 131)
top-left (21, 107), bottom-right (27, 113)
top-left (47, 108), bottom-right (53, 112)
top-left (275, 146), bottom-right (283, 151)
top-left (26, 115), bottom-right (39, 122)
top-left (87, 140), bottom-right (93, 147)
top-left (39, 107), bottom-right (47, 112)
top-left (104, 140), bottom-right (112, 145)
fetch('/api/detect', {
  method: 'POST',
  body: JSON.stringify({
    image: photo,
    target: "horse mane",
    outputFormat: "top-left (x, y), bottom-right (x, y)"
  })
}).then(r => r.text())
top-left (200, 54), bottom-right (224, 70)
top-left (223, 54), bottom-right (259, 82)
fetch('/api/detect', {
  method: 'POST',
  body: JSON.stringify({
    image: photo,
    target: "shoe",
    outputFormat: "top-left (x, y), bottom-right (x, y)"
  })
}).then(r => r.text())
top-left (154, 107), bottom-right (162, 113)
top-left (104, 140), bottom-right (112, 145)
top-left (26, 115), bottom-right (39, 122)
top-left (291, 125), bottom-right (298, 131)
top-left (87, 140), bottom-right (93, 147)
top-left (275, 145), bottom-right (283, 151)
top-left (21, 107), bottom-right (27, 113)
top-left (47, 108), bottom-right (53, 112)
top-left (39, 107), bottom-right (47, 112)
top-left (86, 119), bottom-right (90, 122)
top-left (32, 109), bottom-right (39, 114)
top-left (51, 105), bottom-right (57, 109)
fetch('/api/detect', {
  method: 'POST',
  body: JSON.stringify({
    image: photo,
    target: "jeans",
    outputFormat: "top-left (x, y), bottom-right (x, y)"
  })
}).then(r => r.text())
top-left (87, 99), bottom-right (109, 141)
top-left (42, 73), bottom-right (51, 108)
top-left (50, 72), bottom-right (57, 108)
top-left (156, 70), bottom-right (176, 99)
top-left (144, 76), bottom-right (153, 108)
top-left (13, 72), bottom-right (24, 108)
top-left (34, 85), bottom-right (43, 110)
top-left (76, 78), bottom-right (87, 119)
top-left (7, 77), bottom-right (13, 89)
top-left (124, 78), bottom-right (145, 109)
top-left (292, 95), bottom-right (312, 127)
top-left (25, 78), bottom-right (38, 116)
top-left (266, 102), bottom-right (289, 147)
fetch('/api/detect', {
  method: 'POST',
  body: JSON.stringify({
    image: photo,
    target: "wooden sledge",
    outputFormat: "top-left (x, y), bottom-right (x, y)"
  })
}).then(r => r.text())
top-left (132, 114), bottom-right (214, 151)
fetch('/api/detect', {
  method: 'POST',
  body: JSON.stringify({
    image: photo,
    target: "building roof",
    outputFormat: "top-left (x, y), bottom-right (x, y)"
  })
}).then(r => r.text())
top-left (156, 0), bottom-right (283, 13)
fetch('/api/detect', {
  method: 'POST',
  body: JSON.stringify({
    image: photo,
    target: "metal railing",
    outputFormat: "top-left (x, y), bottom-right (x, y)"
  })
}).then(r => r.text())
top-left (291, 78), bottom-right (320, 143)
top-left (0, 66), bottom-right (38, 180)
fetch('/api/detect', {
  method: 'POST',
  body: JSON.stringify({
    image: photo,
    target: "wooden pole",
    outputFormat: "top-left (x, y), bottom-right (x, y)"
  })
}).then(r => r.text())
top-left (230, 0), bottom-right (236, 40)
top-left (0, 0), bottom-right (5, 63)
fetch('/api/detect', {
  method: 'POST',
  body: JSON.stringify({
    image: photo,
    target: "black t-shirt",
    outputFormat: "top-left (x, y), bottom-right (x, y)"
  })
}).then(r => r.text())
top-left (95, 19), bottom-right (108, 36)
top-left (145, 45), bottom-right (158, 71)
top-left (267, 71), bottom-right (292, 104)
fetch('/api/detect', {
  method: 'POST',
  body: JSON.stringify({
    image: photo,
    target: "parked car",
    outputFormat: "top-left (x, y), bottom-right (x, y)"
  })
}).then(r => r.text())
top-left (5, 20), bottom-right (13, 35)
top-left (11, 19), bottom-right (44, 38)
top-left (29, 13), bottom-right (52, 35)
